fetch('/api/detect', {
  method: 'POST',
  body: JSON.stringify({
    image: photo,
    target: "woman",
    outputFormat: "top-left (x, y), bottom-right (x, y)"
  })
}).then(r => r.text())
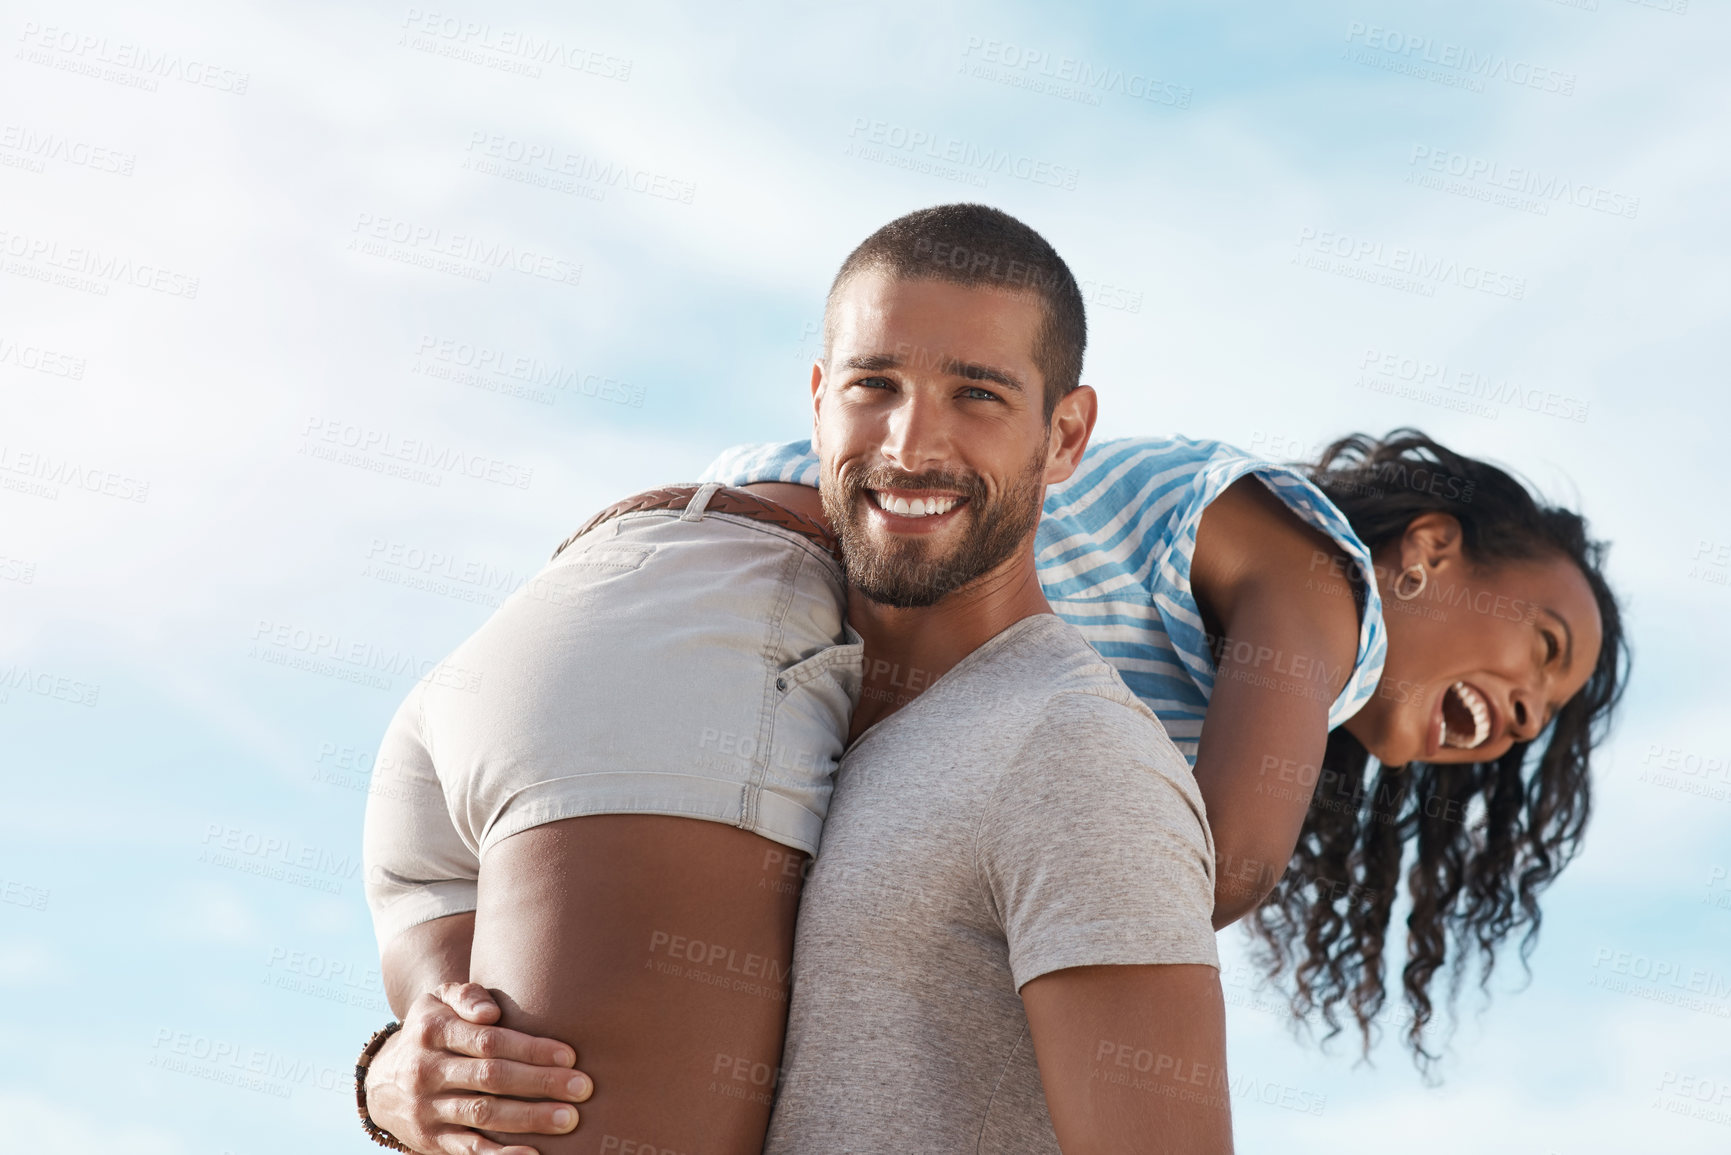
top-left (362, 428), bottom-right (1625, 1149)
top-left (713, 426), bottom-right (1625, 1072)
top-left (1250, 431), bottom-right (1626, 1070)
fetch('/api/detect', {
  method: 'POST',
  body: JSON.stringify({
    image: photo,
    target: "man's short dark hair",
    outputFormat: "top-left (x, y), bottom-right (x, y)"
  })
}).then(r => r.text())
top-left (824, 204), bottom-right (1087, 420)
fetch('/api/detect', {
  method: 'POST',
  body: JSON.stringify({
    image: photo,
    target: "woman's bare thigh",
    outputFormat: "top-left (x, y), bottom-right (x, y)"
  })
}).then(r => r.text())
top-left (470, 814), bottom-right (805, 1155)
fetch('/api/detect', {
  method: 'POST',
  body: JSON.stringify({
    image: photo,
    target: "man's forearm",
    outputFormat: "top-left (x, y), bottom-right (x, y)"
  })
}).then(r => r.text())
top-left (381, 911), bottom-right (476, 1018)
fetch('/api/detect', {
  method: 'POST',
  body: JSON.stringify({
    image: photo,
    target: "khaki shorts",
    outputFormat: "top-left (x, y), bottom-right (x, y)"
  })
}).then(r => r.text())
top-left (363, 487), bottom-right (860, 946)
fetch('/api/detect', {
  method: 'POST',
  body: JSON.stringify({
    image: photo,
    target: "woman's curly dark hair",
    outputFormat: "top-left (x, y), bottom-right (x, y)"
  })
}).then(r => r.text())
top-left (1247, 429), bottom-right (1630, 1075)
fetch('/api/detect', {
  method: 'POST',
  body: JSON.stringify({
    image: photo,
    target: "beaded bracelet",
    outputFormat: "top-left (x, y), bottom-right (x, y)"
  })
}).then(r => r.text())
top-left (355, 1020), bottom-right (412, 1152)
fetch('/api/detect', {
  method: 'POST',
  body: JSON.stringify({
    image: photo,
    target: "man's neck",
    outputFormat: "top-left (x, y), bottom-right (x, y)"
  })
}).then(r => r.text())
top-left (846, 547), bottom-right (1051, 744)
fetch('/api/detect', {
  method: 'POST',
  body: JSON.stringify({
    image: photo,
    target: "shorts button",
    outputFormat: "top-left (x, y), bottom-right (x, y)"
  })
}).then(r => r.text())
top-left (775, 677), bottom-right (788, 691)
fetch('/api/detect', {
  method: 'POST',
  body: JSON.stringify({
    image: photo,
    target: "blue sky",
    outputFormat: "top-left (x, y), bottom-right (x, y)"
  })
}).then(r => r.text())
top-left (1, 0), bottom-right (1726, 1150)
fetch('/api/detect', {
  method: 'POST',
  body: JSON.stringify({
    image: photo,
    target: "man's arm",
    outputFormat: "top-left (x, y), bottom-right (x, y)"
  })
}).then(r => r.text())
top-left (981, 691), bottom-right (1229, 1149)
top-left (1190, 476), bottom-right (1362, 928)
top-left (1023, 964), bottom-right (1231, 1154)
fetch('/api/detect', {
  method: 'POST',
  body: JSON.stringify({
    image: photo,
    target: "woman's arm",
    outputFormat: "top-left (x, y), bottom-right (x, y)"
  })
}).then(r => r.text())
top-left (1190, 478), bottom-right (1363, 929)
top-left (366, 915), bottom-right (592, 1155)
top-left (363, 694), bottom-right (590, 1154)
top-left (383, 911), bottom-right (474, 1018)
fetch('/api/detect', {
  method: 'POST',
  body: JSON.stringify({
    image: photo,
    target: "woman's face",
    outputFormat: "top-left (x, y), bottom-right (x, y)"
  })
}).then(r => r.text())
top-left (1342, 512), bottom-right (1604, 767)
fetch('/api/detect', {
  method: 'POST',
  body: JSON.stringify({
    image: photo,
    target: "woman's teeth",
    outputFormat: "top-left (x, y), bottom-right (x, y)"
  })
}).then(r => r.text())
top-left (875, 492), bottom-right (958, 518)
top-left (1442, 680), bottom-right (1492, 749)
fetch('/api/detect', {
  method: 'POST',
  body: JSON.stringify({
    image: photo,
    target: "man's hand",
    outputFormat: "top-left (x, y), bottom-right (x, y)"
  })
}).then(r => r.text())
top-left (364, 982), bottom-right (594, 1155)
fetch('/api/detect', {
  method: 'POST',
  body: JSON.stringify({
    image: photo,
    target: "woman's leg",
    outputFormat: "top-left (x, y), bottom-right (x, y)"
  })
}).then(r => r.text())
top-left (469, 813), bottom-right (804, 1155)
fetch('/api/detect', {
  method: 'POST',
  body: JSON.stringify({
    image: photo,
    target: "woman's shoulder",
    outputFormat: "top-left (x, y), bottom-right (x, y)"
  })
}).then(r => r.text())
top-left (1066, 435), bottom-right (1274, 495)
top-left (1078, 433), bottom-right (1241, 468)
top-left (699, 439), bottom-right (818, 486)
top-left (1052, 435), bottom-right (1292, 530)
top-left (1074, 435), bottom-right (1360, 546)
top-left (1050, 435), bottom-right (1216, 508)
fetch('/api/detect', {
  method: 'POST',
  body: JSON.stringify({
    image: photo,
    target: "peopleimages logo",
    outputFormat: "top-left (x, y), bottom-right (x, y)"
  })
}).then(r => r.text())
top-left (0, 124), bottom-right (136, 176)
top-left (299, 416), bottom-right (535, 490)
top-left (0, 334), bottom-right (86, 379)
top-left (15, 21), bottom-right (251, 94)
top-left (399, 8), bottom-right (632, 80)
top-left (464, 132), bottom-right (696, 204)
top-left (1357, 348), bottom-right (1590, 423)
top-left (412, 335), bottom-right (646, 408)
top-left (1588, 947), bottom-right (1731, 1017)
top-left (0, 663), bottom-right (101, 707)
top-left (1343, 22), bottom-right (1577, 95)
top-left (148, 1027), bottom-right (350, 1098)
top-left (348, 213), bottom-right (583, 287)
top-left (249, 617), bottom-right (487, 694)
top-left (0, 226), bottom-right (200, 298)
top-left (845, 119), bottom-right (1080, 191)
top-left (0, 444), bottom-right (149, 501)
top-left (957, 37), bottom-right (1192, 109)
top-left (1295, 228), bottom-right (1526, 300)
top-left (1408, 146), bottom-right (1639, 219)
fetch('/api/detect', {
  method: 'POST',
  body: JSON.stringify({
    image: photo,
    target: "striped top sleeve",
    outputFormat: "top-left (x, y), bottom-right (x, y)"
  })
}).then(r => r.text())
top-left (702, 434), bottom-right (1388, 765)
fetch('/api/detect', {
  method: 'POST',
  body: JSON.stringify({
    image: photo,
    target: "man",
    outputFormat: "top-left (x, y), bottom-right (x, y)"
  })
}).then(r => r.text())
top-left (366, 205), bottom-right (1232, 1153)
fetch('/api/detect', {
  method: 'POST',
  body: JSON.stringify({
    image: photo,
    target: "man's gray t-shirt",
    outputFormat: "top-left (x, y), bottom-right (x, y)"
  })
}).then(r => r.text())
top-left (765, 614), bottom-right (1219, 1153)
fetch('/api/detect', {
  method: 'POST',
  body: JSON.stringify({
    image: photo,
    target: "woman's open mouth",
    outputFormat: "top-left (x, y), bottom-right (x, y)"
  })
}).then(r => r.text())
top-left (1441, 680), bottom-right (1492, 749)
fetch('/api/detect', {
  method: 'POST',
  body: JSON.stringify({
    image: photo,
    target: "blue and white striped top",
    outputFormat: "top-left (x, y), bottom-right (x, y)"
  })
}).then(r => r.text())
top-left (701, 435), bottom-right (1388, 764)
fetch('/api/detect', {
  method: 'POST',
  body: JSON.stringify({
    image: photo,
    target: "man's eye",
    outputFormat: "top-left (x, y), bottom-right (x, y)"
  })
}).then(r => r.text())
top-left (1544, 632), bottom-right (1559, 662)
top-left (962, 386), bottom-right (1001, 402)
top-left (855, 376), bottom-right (895, 390)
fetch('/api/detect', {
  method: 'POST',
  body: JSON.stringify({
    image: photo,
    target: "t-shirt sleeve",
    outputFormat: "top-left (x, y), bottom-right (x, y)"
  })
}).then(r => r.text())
top-left (698, 440), bottom-right (822, 487)
top-left (361, 681), bottom-right (481, 951)
top-left (977, 691), bottom-right (1219, 990)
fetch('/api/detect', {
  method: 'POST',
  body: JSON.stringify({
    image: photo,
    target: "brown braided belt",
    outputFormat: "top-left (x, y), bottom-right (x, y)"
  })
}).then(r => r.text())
top-left (551, 484), bottom-right (842, 565)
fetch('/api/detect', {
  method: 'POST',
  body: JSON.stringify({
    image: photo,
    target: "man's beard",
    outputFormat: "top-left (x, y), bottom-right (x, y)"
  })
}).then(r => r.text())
top-left (822, 450), bottom-right (1047, 609)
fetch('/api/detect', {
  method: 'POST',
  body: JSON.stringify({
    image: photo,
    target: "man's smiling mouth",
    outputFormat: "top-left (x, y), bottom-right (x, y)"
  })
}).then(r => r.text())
top-left (868, 489), bottom-right (964, 519)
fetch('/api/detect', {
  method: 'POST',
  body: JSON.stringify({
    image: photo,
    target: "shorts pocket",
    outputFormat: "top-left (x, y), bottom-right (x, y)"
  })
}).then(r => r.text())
top-left (759, 641), bottom-right (860, 813)
top-left (554, 542), bottom-right (655, 574)
top-left (773, 641), bottom-right (863, 696)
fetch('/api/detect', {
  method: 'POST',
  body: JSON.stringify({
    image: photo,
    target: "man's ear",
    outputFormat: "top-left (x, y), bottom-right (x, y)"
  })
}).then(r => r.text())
top-left (809, 358), bottom-right (826, 449)
top-left (1043, 384), bottom-right (1097, 485)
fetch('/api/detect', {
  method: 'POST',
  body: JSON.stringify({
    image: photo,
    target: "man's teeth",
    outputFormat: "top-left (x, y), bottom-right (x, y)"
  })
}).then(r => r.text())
top-left (1442, 680), bottom-right (1492, 749)
top-left (877, 492), bottom-right (958, 518)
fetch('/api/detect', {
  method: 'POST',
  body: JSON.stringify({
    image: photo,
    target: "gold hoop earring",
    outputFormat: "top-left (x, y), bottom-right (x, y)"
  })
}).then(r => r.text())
top-left (1394, 563), bottom-right (1428, 602)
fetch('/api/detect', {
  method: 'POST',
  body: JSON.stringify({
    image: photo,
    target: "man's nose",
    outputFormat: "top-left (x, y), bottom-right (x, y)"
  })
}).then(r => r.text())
top-left (879, 388), bottom-right (955, 474)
